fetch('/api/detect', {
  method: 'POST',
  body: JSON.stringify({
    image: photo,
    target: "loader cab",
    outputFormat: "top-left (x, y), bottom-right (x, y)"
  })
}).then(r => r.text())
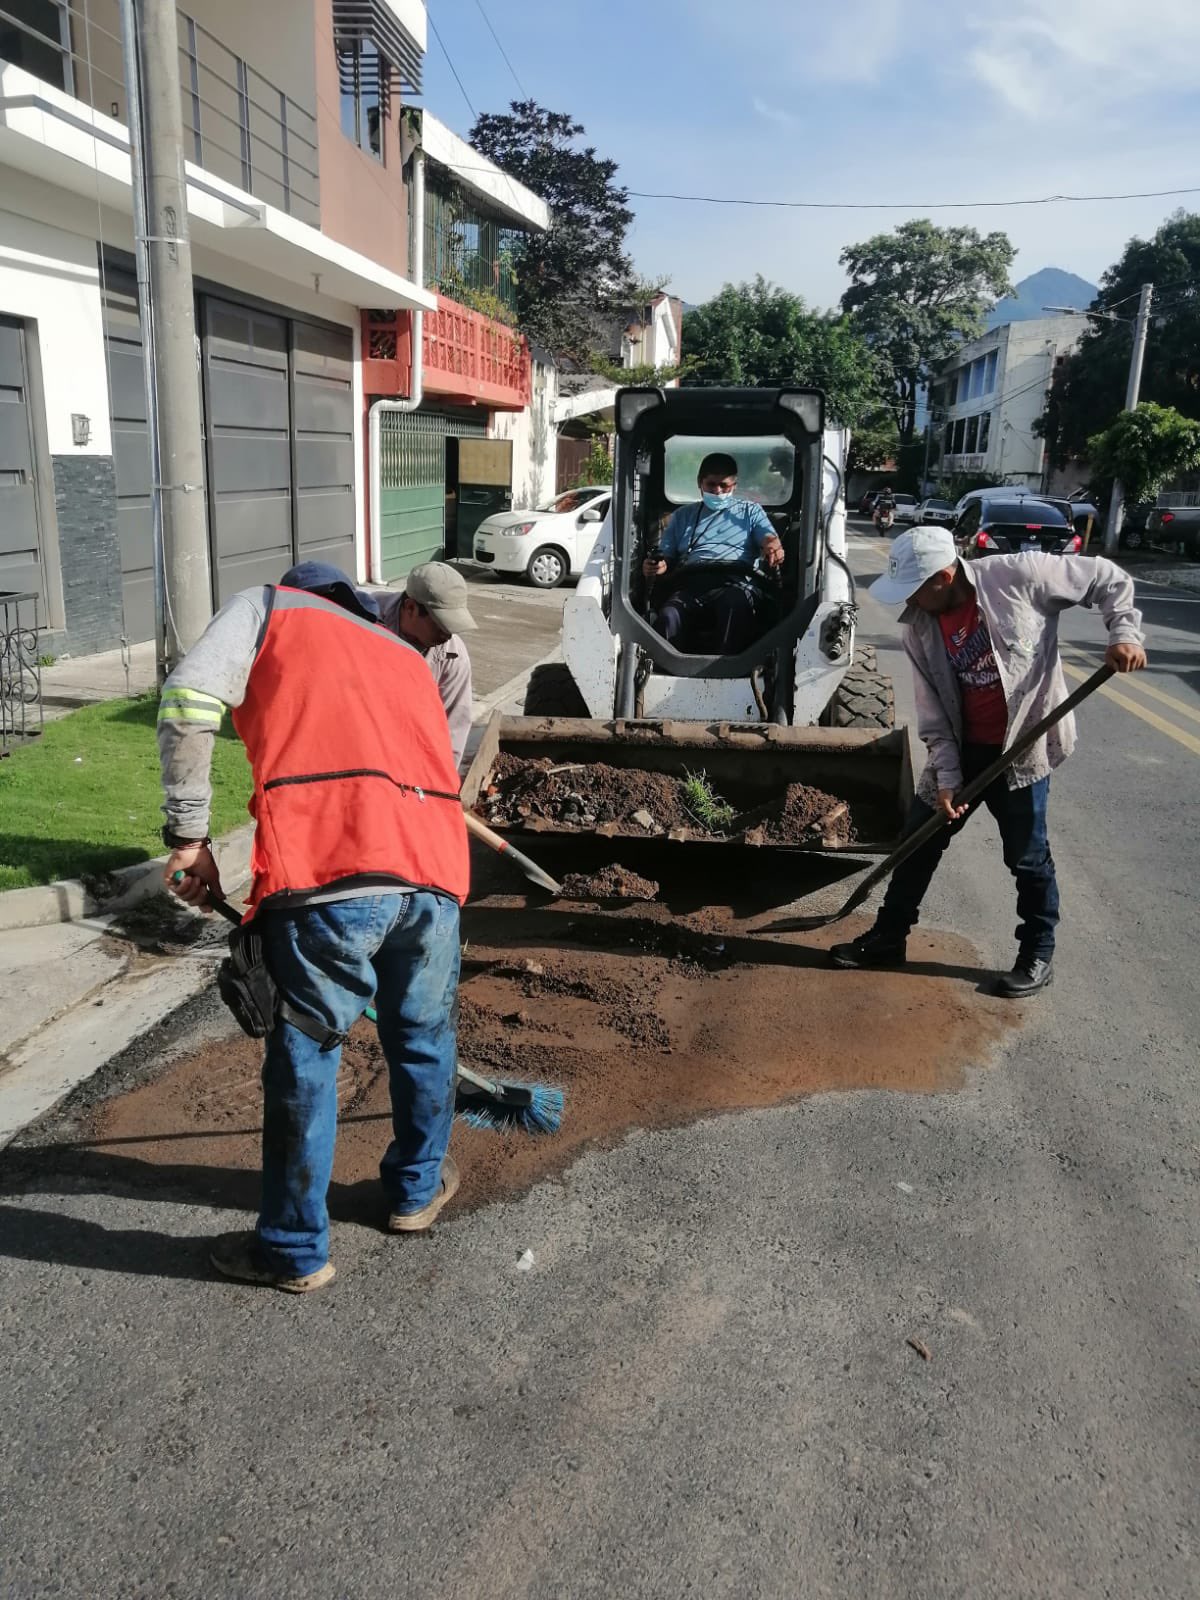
top-left (609, 386), bottom-right (826, 712)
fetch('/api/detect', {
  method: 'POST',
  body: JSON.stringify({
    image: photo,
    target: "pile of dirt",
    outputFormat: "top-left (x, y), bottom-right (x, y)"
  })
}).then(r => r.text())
top-left (482, 753), bottom-right (694, 834)
top-left (480, 753), bottom-right (853, 846)
top-left (560, 864), bottom-right (660, 903)
top-left (746, 784), bottom-right (856, 846)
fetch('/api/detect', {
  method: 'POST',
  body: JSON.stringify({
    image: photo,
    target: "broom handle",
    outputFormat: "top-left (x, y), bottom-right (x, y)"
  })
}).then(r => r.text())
top-left (832, 663), bottom-right (1115, 921)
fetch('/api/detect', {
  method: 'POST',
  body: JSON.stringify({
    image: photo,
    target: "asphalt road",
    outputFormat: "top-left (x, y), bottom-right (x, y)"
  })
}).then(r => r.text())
top-left (1, 535), bottom-right (1197, 1599)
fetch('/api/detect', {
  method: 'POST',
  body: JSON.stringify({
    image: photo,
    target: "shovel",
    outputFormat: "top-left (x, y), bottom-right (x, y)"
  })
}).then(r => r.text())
top-left (764, 663), bottom-right (1114, 933)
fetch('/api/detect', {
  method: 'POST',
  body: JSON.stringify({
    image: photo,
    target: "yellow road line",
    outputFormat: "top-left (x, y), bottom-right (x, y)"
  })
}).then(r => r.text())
top-left (1061, 645), bottom-right (1200, 728)
top-left (1061, 660), bottom-right (1200, 756)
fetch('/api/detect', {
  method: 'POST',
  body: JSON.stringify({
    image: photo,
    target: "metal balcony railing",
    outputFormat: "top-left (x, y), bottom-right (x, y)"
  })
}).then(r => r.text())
top-left (0, 1), bottom-right (319, 224)
top-left (0, 591), bottom-right (43, 755)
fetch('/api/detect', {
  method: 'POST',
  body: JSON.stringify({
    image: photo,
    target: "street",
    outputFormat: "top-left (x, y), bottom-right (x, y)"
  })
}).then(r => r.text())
top-left (1, 535), bottom-right (1197, 1599)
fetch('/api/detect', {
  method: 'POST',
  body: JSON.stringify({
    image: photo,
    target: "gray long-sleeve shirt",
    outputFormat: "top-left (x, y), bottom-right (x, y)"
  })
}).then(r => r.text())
top-left (899, 553), bottom-right (1144, 803)
top-left (374, 592), bottom-right (473, 767)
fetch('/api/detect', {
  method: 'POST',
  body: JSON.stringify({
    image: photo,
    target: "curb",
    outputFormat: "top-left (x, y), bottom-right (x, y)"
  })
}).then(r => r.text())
top-left (0, 825), bottom-right (255, 934)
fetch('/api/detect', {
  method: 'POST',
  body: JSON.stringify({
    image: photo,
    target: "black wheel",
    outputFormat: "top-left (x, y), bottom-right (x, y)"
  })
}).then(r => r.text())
top-left (522, 662), bottom-right (589, 717)
top-left (826, 646), bottom-right (895, 729)
top-left (526, 546), bottom-right (568, 588)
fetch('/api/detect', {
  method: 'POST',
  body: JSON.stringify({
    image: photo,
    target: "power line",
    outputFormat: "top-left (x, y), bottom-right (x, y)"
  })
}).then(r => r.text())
top-left (428, 10), bottom-right (477, 122)
top-left (472, 0), bottom-right (528, 98)
top-left (625, 183), bottom-right (1200, 212)
top-left (419, 162), bottom-right (1200, 213)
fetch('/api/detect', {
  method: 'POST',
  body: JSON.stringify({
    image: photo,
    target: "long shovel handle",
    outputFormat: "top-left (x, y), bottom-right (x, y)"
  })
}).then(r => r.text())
top-left (463, 809), bottom-right (563, 896)
top-left (769, 663), bottom-right (1115, 932)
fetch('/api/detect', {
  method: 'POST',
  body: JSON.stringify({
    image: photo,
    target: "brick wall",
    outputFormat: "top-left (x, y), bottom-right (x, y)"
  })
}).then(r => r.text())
top-left (51, 455), bottom-right (124, 656)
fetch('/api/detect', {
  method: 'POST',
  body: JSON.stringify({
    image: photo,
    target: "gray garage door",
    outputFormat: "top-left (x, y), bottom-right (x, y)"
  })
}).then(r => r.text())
top-left (202, 297), bottom-right (355, 606)
top-left (102, 276), bottom-right (156, 643)
top-left (0, 316), bottom-right (41, 603)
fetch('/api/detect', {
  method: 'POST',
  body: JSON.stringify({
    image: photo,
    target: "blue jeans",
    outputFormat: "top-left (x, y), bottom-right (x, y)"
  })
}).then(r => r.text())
top-left (875, 743), bottom-right (1060, 961)
top-left (255, 891), bottom-right (460, 1276)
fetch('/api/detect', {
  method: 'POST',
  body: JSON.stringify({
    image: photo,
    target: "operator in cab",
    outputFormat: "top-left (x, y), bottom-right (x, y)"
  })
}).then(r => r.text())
top-left (642, 452), bottom-right (784, 653)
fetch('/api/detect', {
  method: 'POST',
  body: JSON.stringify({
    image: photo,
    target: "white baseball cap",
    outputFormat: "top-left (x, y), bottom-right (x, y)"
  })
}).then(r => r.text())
top-left (870, 527), bottom-right (958, 604)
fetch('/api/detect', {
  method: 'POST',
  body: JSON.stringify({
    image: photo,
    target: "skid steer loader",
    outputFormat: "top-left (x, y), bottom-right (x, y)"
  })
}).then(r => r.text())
top-left (461, 387), bottom-right (912, 865)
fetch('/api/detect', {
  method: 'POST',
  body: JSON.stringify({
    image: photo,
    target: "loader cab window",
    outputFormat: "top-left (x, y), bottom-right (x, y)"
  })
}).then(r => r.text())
top-left (663, 436), bottom-right (795, 508)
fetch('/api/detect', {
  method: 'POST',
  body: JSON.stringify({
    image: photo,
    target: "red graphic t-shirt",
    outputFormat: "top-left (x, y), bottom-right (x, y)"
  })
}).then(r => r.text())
top-left (937, 596), bottom-right (1008, 745)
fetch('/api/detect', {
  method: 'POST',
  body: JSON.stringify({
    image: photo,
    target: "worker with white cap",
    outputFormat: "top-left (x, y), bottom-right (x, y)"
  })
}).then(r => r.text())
top-left (830, 527), bottom-right (1147, 996)
top-left (375, 562), bottom-right (478, 767)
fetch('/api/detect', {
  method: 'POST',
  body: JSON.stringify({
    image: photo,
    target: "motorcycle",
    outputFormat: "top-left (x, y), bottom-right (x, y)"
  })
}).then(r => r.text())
top-left (874, 504), bottom-right (895, 534)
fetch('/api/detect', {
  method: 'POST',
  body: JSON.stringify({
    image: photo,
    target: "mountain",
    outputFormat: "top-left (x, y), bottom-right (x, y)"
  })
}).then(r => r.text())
top-left (987, 267), bottom-right (1097, 329)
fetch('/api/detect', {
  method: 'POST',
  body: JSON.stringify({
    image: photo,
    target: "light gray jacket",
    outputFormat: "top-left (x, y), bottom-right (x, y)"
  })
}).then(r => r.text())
top-left (899, 553), bottom-right (1144, 802)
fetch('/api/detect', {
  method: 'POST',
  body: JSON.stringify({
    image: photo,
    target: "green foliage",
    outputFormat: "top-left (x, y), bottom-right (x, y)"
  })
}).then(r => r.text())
top-left (570, 439), bottom-right (614, 489)
top-left (469, 100), bottom-right (636, 360)
top-left (846, 414), bottom-right (899, 474)
top-left (839, 220), bottom-right (1015, 446)
top-left (1086, 403), bottom-right (1200, 504)
top-left (584, 351), bottom-right (696, 388)
top-left (681, 770), bottom-right (737, 833)
top-left (435, 272), bottom-right (517, 327)
top-left (681, 277), bottom-right (889, 426)
top-left (1040, 210), bottom-right (1200, 468)
top-left (38, 653), bottom-right (56, 668)
top-left (0, 694), bottom-right (251, 889)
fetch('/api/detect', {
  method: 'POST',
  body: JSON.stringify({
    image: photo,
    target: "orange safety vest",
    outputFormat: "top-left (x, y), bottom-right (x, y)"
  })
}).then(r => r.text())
top-left (232, 586), bottom-right (469, 916)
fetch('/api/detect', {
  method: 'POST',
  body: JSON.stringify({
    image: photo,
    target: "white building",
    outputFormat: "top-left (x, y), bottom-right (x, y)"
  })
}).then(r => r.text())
top-left (0, 0), bottom-right (549, 658)
top-left (931, 317), bottom-right (1082, 492)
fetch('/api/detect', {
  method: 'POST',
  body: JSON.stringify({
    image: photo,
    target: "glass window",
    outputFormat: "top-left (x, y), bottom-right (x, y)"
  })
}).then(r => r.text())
top-left (944, 422), bottom-right (955, 454)
top-left (983, 351), bottom-right (998, 394)
top-left (338, 38), bottom-right (386, 161)
top-left (663, 435), bottom-right (795, 507)
top-left (970, 359), bottom-right (985, 400)
top-left (0, 0), bottom-right (70, 91)
top-left (965, 415), bottom-right (979, 453)
top-left (952, 417), bottom-right (966, 453)
top-left (978, 412), bottom-right (992, 452)
top-left (957, 368), bottom-right (971, 405)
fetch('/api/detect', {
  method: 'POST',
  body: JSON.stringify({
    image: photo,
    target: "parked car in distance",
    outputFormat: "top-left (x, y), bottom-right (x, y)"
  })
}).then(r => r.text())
top-left (1147, 504), bottom-right (1200, 555)
top-left (954, 497), bottom-right (1084, 559)
top-left (914, 497), bottom-right (956, 527)
top-left (858, 489), bottom-right (883, 516)
top-left (890, 493), bottom-right (921, 524)
top-left (473, 486), bottom-right (612, 588)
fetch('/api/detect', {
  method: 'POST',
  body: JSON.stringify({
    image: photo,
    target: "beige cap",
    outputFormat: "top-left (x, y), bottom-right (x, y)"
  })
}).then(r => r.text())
top-left (406, 562), bottom-right (478, 633)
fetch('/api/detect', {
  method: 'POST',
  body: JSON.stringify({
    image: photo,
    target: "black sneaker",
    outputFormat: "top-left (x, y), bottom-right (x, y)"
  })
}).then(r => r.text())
top-left (996, 956), bottom-right (1054, 998)
top-left (829, 930), bottom-right (908, 969)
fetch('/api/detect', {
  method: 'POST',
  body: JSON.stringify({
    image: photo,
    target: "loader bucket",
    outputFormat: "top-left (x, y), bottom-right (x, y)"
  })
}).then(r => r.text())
top-left (462, 715), bottom-right (914, 863)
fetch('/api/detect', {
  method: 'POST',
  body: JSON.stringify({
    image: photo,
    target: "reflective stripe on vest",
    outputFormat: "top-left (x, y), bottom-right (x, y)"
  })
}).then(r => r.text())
top-left (232, 587), bottom-right (469, 913)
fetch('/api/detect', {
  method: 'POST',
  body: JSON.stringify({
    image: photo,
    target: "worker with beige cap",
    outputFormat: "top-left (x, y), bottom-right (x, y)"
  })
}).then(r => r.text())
top-left (376, 562), bottom-right (478, 767)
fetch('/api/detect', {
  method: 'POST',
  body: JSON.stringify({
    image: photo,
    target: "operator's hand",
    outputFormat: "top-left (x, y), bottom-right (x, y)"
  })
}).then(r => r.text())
top-left (643, 558), bottom-right (668, 578)
top-left (1105, 640), bottom-right (1147, 673)
top-left (164, 842), bottom-right (223, 911)
top-left (936, 788), bottom-right (969, 822)
top-left (762, 534), bottom-right (785, 570)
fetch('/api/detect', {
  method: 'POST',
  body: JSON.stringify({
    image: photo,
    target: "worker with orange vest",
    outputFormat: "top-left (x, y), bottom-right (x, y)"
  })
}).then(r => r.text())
top-left (158, 564), bottom-right (468, 1293)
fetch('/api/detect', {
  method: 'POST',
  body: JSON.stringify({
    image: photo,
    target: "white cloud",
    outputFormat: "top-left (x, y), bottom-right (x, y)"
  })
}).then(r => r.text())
top-left (683, 0), bottom-right (908, 84)
top-left (967, 0), bottom-right (1200, 114)
top-left (752, 96), bottom-right (797, 128)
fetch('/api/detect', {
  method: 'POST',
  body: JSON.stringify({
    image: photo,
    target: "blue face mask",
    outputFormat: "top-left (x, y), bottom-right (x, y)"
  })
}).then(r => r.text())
top-left (702, 490), bottom-right (733, 511)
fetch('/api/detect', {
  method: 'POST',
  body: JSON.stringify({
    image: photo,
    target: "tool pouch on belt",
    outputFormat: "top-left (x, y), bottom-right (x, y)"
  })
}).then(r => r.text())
top-left (217, 924), bottom-right (346, 1051)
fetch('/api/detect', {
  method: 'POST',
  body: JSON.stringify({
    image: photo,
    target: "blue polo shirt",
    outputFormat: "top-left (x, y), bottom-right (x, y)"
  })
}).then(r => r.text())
top-left (660, 498), bottom-right (775, 569)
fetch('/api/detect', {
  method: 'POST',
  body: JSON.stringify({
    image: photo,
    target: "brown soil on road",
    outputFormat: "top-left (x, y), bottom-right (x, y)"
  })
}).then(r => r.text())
top-left (78, 916), bottom-right (1020, 1224)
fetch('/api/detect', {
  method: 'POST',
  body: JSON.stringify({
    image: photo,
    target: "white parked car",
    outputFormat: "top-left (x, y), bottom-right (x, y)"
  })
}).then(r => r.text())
top-left (473, 486), bottom-right (612, 588)
top-left (890, 493), bottom-right (921, 524)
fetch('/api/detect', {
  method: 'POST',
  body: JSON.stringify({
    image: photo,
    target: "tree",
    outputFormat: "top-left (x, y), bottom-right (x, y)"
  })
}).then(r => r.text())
top-left (681, 278), bottom-right (889, 427)
top-left (1039, 211), bottom-right (1200, 469)
top-left (1086, 403), bottom-right (1200, 505)
top-left (839, 220), bottom-right (1015, 447)
top-left (469, 100), bottom-right (635, 360)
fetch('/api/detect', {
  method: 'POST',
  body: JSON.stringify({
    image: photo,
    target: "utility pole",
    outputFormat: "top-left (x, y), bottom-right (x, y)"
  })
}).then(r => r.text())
top-left (1103, 282), bottom-right (1154, 556)
top-left (118, 0), bottom-right (211, 676)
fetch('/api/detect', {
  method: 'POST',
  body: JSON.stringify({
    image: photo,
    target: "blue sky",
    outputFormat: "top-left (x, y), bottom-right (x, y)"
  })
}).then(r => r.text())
top-left (420, 0), bottom-right (1200, 310)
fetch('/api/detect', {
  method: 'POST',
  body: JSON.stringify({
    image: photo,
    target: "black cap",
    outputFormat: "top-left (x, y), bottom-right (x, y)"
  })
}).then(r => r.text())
top-left (280, 561), bottom-right (380, 622)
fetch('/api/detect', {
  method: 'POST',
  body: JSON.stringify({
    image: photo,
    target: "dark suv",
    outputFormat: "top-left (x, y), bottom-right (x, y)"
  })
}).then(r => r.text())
top-left (954, 497), bottom-right (1084, 559)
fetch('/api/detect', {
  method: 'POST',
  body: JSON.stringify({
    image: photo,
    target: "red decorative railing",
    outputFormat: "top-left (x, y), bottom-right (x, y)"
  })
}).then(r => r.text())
top-left (362, 297), bottom-right (530, 410)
